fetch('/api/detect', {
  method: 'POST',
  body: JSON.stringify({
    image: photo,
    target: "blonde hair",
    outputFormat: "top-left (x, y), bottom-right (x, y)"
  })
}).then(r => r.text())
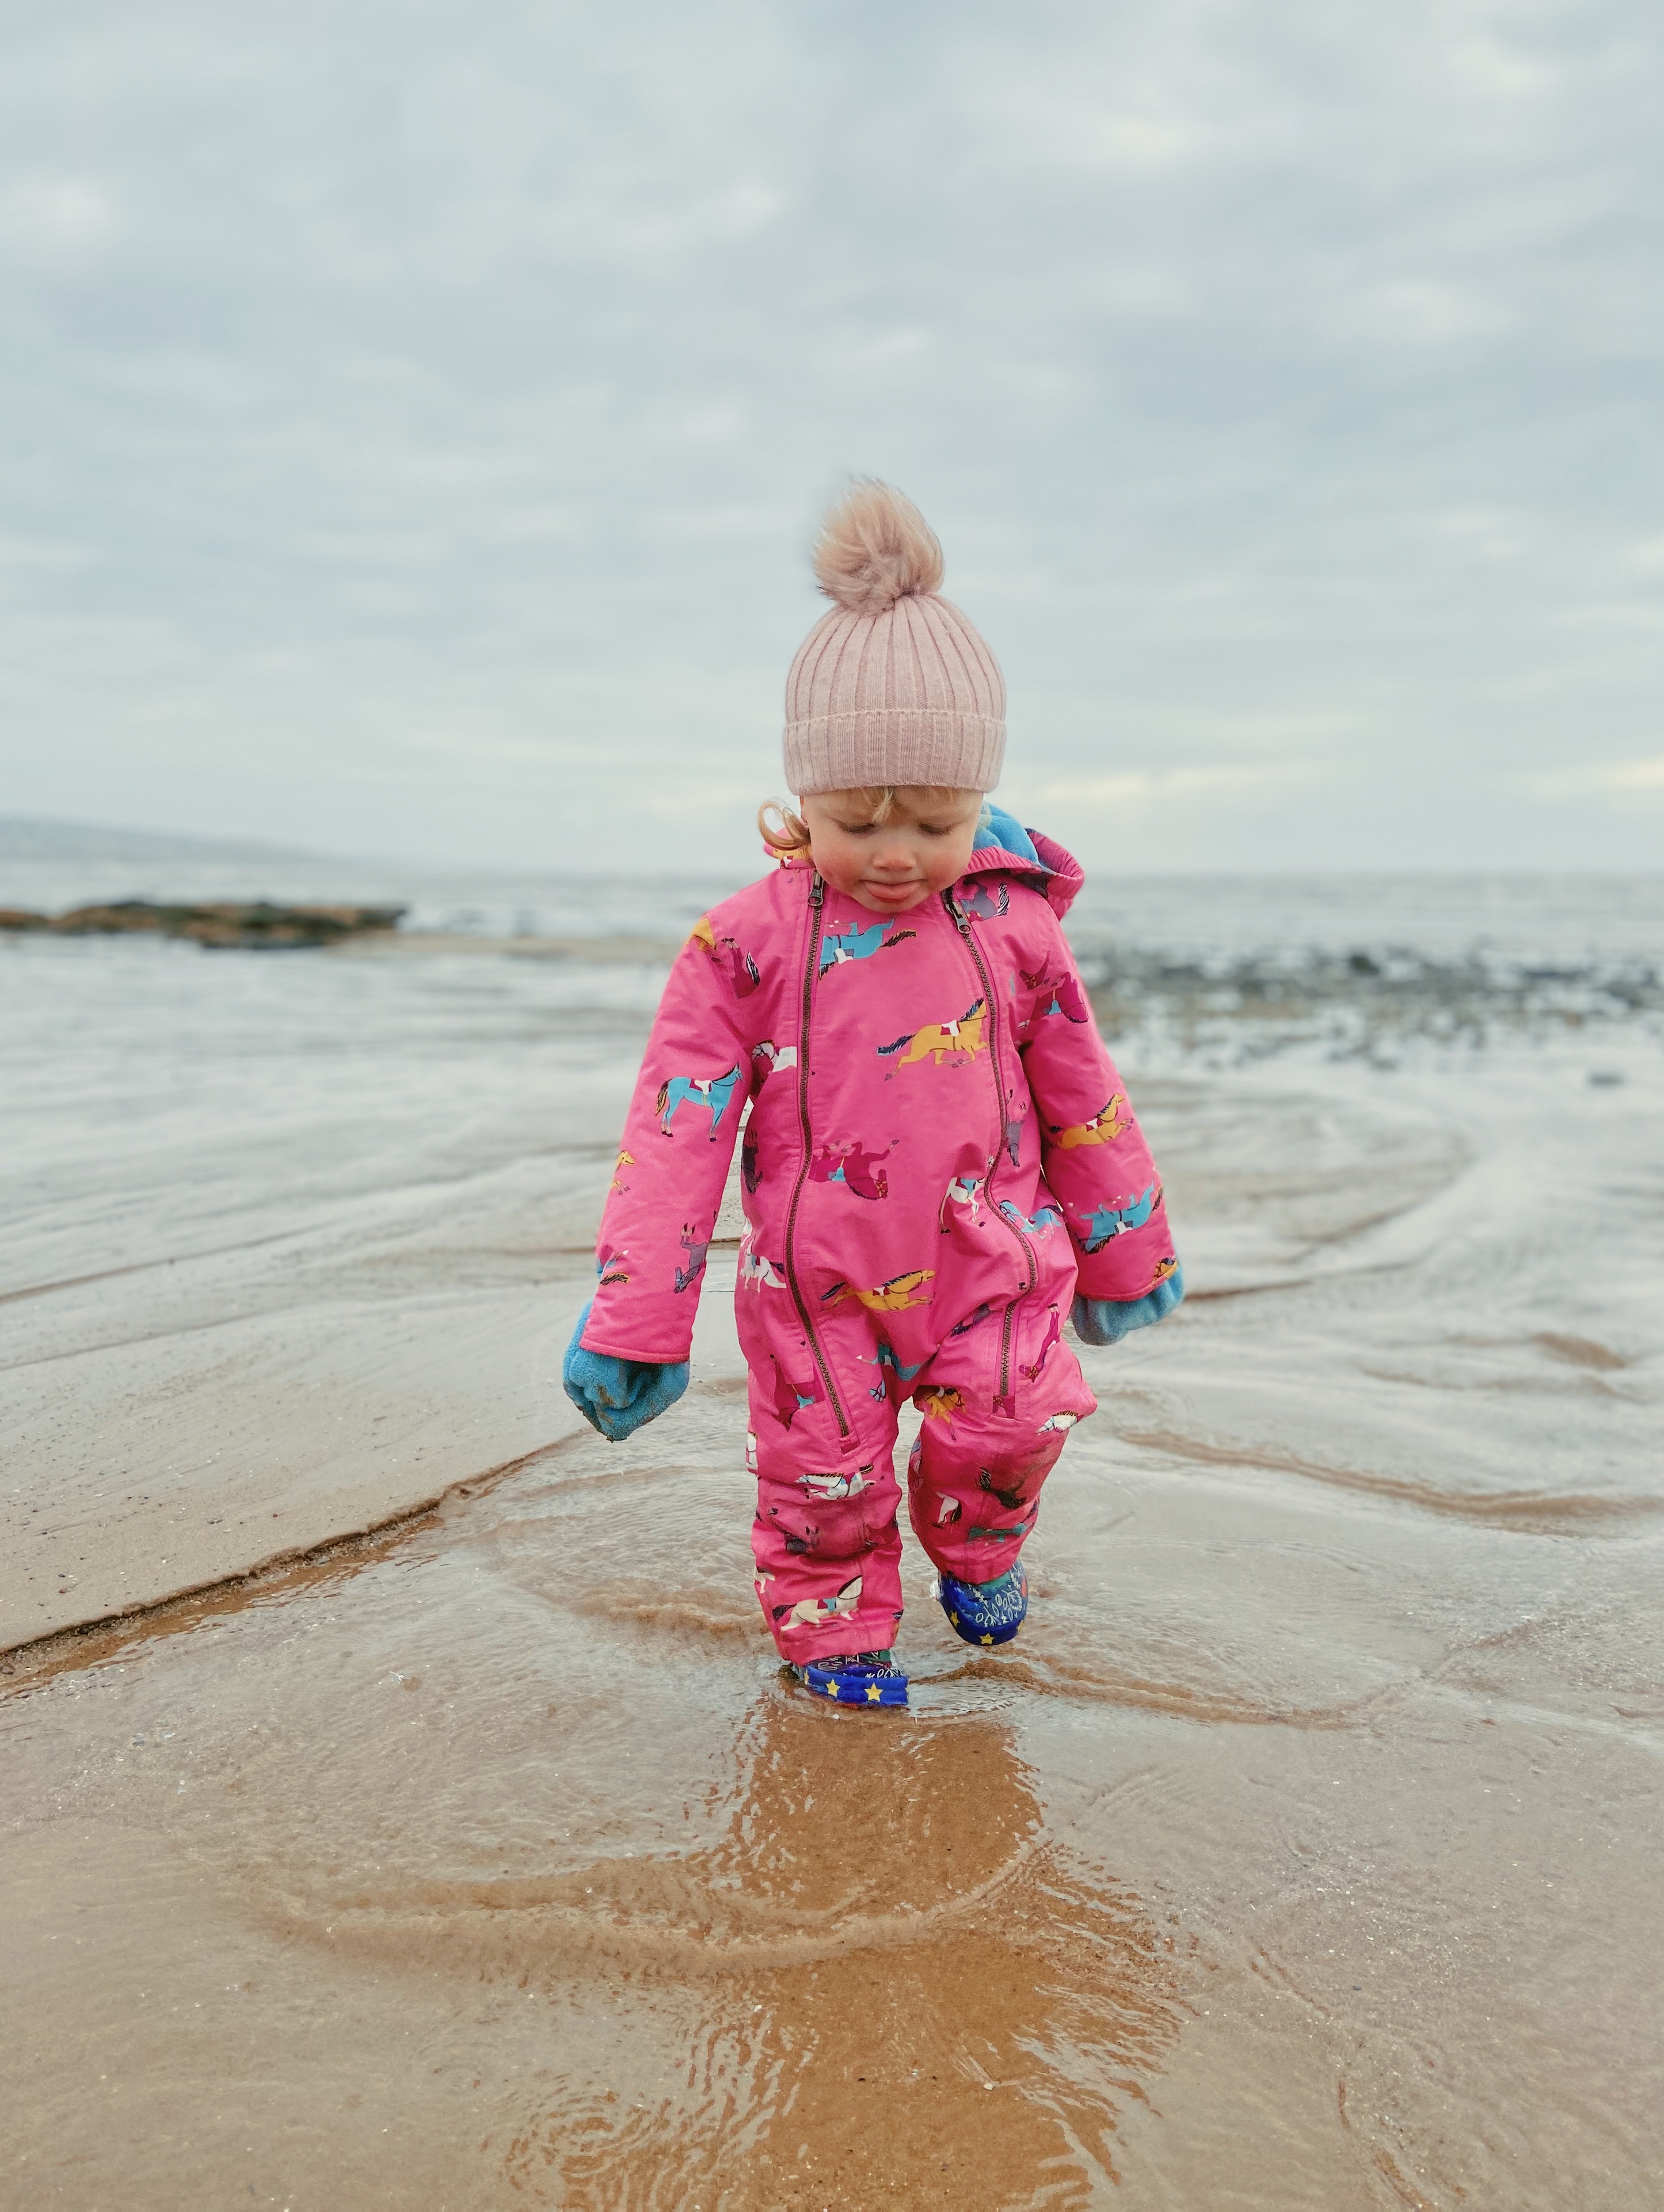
top-left (758, 789), bottom-right (990, 859)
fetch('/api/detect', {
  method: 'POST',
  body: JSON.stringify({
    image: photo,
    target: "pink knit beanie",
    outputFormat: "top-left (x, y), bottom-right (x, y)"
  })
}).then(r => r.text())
top-left (783, 482), bottom-right (1006, 795)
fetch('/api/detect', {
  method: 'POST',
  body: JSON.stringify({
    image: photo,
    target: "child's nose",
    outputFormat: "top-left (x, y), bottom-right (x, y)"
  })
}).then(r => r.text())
top-left (871, 835), bottom-right (917, 873)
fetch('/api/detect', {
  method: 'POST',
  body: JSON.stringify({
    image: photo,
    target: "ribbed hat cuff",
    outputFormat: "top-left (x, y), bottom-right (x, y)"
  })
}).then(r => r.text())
top-left (784, 710), bottom-right (1005, 796)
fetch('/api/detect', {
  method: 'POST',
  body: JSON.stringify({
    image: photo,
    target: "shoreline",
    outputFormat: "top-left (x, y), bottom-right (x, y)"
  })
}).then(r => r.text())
top-left (0, 917), bottom-right (684, 961)
top-left (328, 929), bottom-right (681, 961)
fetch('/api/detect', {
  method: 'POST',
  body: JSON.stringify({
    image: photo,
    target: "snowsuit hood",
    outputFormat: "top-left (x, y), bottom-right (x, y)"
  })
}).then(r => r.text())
top-left (959, 827), bottom-right (1084, 922)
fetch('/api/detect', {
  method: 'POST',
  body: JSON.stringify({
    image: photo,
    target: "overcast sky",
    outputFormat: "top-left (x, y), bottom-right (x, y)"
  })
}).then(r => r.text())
top-left (2, 0), bottom-right (1660, 873)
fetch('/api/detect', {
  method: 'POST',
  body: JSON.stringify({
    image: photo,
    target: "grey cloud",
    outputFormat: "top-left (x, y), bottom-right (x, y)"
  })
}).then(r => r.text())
top-left (1, 0), bottom-right (1660, 870)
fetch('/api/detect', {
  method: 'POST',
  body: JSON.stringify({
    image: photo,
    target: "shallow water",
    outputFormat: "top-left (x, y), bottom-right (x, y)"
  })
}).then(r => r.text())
top-left (3, 864), bottom-right (1663, 2207)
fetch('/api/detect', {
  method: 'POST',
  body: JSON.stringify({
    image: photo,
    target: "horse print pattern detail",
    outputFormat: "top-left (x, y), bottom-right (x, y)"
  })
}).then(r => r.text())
top-left (877, 1000), bottom-right (987, 1066)
top-left (657, 1067), bottom-right (744, 1138)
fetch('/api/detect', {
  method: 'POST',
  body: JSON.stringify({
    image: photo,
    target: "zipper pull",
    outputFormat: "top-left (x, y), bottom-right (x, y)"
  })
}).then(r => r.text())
top-left (943, 888), bottom-right (972, 938)
top-left (810, 872), bottom-right (825, 909)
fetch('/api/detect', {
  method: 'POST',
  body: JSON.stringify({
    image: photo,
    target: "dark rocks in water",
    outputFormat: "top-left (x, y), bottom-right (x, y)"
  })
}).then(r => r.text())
top-left (1080, 941), bottom-right (1663, 1054)
top-left (0, 900), bottom-right (406, 948)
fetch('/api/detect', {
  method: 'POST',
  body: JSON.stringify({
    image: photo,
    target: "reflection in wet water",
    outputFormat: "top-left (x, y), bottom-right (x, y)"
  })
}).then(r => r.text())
top-left (472, 1706), bottom-right (1179, 2209)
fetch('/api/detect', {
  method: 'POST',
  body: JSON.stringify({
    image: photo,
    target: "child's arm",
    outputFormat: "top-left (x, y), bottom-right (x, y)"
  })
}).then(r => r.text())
top-left (1019, 927), bottom-right (1183, 1341)
top-left (577, 930), bottom-right (753, 1370)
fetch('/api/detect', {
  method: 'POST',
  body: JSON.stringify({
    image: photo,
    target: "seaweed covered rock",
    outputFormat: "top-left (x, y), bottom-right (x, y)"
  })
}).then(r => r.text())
top-left (1, 900), bottom-right (406, 948)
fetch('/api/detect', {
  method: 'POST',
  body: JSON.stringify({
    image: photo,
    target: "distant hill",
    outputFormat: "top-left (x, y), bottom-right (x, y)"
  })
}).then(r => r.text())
top-left (0, 816), bottom-right (328, 866)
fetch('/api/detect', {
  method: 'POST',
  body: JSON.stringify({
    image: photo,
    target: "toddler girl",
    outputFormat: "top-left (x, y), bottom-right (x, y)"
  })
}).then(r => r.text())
top-left (564, 482), bottom-right (1182, 1706)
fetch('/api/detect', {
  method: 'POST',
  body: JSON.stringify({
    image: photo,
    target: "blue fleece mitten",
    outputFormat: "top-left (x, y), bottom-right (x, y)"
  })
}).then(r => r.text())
top-left (562, 1301), bottom-right (688, 1441)
top-left (972, 804), bottom-right (1040, 864)
top-left (1071, 1264), bottom-right (1186, 1347)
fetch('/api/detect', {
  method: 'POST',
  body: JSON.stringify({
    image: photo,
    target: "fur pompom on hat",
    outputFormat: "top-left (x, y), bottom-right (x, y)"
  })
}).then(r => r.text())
top-left (784, 481), bottom-right (1006, 796)
top-left (812, 479), bottom-right (945, 615)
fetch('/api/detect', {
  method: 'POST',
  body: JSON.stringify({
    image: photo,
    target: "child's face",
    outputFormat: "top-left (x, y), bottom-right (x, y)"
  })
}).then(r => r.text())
top-left (799, 788), bottom-right (984, 914)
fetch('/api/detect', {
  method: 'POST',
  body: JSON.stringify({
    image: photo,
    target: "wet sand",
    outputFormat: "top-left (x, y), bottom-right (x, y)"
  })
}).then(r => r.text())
top-left (4, 923), bottom-right (1663, 2208)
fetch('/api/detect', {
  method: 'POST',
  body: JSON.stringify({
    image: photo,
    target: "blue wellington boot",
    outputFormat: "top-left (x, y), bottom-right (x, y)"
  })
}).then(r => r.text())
top-left (935, 1564), bottom-right (1028, 1647)
top-left (791, 1650), bottom-right (909, 1706)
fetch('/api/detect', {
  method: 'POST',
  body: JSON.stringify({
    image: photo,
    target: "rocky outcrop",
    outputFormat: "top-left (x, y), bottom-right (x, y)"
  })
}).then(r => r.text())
top-left (0, 900), bottom-right (406, 948)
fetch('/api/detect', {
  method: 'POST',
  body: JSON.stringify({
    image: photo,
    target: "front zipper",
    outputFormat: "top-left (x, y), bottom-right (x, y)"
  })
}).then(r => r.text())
top-left (943, 888), bottom-right (1039, 1407)
top-left (783, 872), bottom-right (851, 1439)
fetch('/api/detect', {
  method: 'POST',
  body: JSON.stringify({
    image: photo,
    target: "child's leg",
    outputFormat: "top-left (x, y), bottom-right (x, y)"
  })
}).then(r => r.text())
top-left (905, 1297), bottom-right (1098, 1587)
top-left (745, 1372), bottom-right (905, 1665)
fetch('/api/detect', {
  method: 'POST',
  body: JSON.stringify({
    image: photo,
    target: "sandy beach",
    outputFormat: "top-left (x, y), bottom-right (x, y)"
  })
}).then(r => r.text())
top-left (4, 872), bottom-right (1662, 2209)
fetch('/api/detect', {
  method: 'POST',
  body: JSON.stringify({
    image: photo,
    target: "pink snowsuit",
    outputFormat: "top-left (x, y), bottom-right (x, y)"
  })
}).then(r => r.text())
top-left (581, 833), bottom-right (1177, 1662)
